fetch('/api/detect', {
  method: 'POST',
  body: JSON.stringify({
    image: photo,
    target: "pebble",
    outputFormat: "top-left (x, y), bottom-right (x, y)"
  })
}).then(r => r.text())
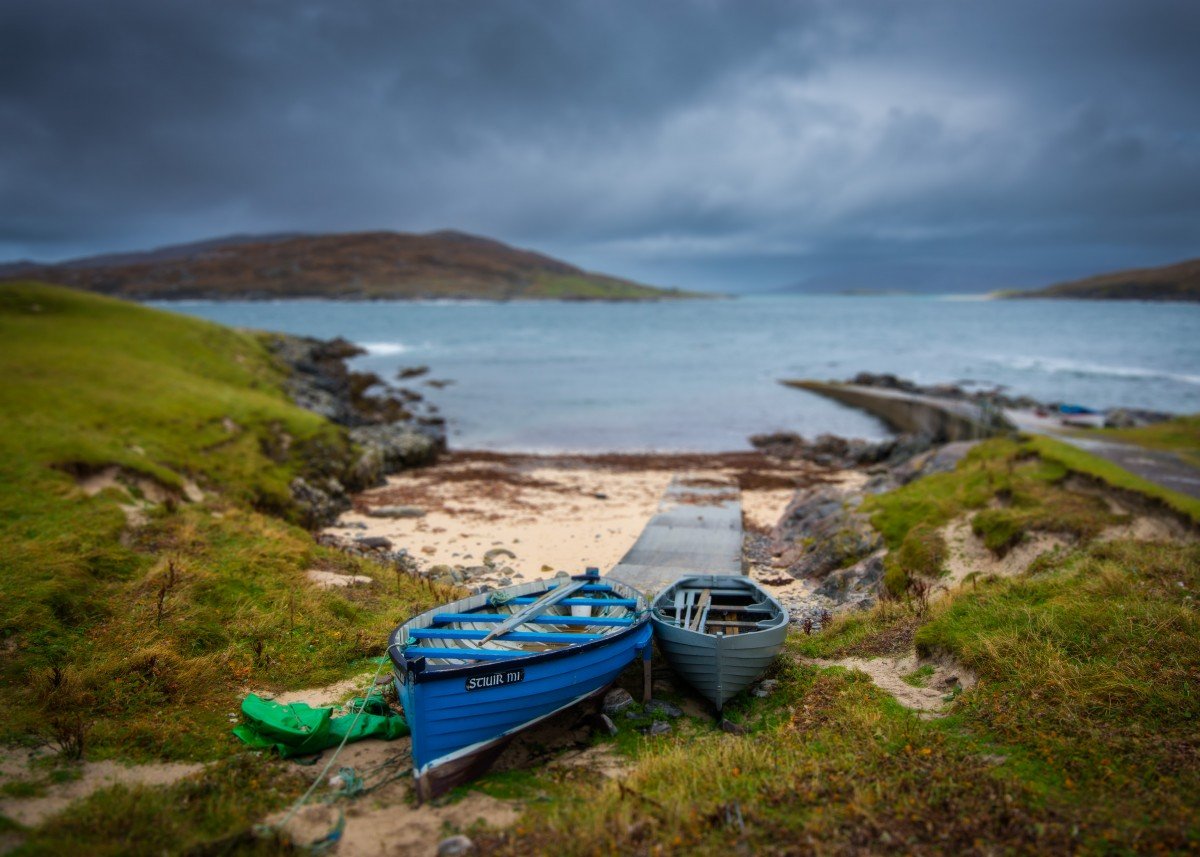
top-left (597, 713), bottom-right (619, 736)
top-left (437, 835), bottom-right (474, 856)
top-left (648, 720), bottom-right (672, 736)
top-left (365, 505), bottom-right (425, 519)
top-left (354, 536), bottom-right (393, 550)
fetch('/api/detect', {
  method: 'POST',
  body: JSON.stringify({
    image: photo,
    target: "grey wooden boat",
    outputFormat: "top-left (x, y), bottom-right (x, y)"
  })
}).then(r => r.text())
top-left (650, 575), bottom-right (789, 711)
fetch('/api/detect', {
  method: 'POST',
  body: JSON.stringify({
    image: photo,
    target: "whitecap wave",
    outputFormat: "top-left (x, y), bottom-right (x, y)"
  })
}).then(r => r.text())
top-left (358, 341), bottom-right (409, 356)
top-left (989, 355), bottom-right (1200, 386)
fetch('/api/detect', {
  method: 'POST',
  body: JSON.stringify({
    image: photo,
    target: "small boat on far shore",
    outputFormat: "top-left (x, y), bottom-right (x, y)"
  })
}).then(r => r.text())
top-left (389, 568), bottom-right (651, 800)
top-left (650, 575), bottom-right (788, 712)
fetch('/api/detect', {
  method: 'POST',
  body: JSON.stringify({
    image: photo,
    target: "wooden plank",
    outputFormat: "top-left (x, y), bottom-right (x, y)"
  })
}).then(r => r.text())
top-left (508, 597), bottom-right (637, 608)
top-left (410, 629), bottom-right (603, 644)
top-left (689, 590), bottom-right (712, 632)
top-left (402, 647), bottom-right (535, 661)
top-left (432, 613), bottom-right (633, 627)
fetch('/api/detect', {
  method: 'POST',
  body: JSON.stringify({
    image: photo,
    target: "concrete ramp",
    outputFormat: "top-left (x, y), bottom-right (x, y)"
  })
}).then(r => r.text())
top-left (607, 475), bottom-right (744, 595)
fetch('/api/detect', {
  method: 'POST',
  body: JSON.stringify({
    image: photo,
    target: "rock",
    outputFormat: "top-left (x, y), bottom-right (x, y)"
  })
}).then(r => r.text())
top-left (602, 688), bottom-right (635, 716)
top-left (555, 570), bottom-right (570, 579)
top-left (720, 719), bottom-right (747, 735)
top-left (596, 713), bottom-right (619, 736)
top-left (354, 535), bottom-right (394, 551)
top-left (428, 565), bottom-right (457, 585)
top-left (644, 699), bottom-right (683, 719)
top-left (648, 720), bottom-right (672, 736)
top-left (348, 423), bottom-right (437, 473)
top-left (813, 552), bottom-right (884, 609)
top-left (1104, 407), bottom-right (1173, 429)
top-left (771, 484), bottom-right (883, 582)
top-left (758, 679), bottom-right (779, 693)
top-left (397, 365), bottom-right (430, 380)
top-left (437, 835), bottom-right (474, 857)
top-left (365, 505), bottom-right (426, 519)
top-left (290, 477), bottom-right (351, 529)
top-left (483, 547), bottom-right (517, 566)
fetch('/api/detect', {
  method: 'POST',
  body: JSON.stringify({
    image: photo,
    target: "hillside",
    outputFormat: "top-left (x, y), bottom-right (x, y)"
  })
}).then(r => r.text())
top-left (1004, 256), bottom-right (1200, 302)
top-left (0, 282), bottom-right (458, 849)
top-left (0, 230), bottom-right (698, 301)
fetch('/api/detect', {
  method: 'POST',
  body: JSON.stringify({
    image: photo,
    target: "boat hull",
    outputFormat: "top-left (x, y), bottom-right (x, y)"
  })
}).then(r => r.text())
top-left (391, 576), bottom-right (651, 799)
top-left (651, 576), bottom-right (788, 711)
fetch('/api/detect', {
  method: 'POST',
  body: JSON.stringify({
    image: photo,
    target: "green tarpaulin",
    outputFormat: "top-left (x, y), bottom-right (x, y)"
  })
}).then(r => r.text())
top-left (232, 689), bottom-right (408, 758)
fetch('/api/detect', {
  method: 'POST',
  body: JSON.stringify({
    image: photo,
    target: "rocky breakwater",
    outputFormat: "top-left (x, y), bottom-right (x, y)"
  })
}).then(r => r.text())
top-left (263, 333), bottom-right (447, 527)
top-left (752, 430), bottom-right (976, 612)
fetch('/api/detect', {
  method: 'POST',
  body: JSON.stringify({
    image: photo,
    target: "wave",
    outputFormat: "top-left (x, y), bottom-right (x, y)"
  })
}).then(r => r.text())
top-left (989, 355), bottom-right (1200, 386)
top-left (358, 341), bottom-right (409, 356)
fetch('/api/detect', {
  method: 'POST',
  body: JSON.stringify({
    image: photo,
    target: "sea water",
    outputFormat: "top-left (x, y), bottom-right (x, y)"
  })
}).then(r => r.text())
top-left (163, 295), bottom-right (1200, 452)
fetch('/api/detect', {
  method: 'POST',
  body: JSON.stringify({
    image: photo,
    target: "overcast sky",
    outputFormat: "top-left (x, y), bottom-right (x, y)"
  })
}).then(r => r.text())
top-left (2, 1), bottom-right (1198, 292)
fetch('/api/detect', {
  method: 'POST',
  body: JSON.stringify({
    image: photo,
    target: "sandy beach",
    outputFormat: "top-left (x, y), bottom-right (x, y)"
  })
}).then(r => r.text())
top-left (324, 450), bottom-right (826, 588)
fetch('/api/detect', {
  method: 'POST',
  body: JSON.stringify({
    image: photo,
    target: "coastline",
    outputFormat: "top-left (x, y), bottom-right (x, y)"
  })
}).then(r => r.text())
top-left (322, 448), bottom-right (830, 588)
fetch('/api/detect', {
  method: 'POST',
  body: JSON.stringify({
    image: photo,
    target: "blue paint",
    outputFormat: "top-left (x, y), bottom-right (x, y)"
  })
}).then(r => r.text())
top-left (432, 612), bottom-right (634, 627)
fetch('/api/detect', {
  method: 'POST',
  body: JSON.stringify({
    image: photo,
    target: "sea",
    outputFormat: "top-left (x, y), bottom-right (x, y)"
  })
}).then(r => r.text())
top-left (161, 295), bottom-right (1200, 453)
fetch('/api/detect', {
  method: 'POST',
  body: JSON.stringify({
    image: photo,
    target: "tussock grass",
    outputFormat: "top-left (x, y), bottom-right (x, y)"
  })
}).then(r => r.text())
top-left (0, 283), bottom-right (453, 846)
top-left (478, 435), bottom-right (1200, 854)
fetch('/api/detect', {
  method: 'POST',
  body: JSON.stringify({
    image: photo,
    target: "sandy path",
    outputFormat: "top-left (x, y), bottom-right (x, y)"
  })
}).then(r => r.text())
top-left (0, 747), bottom-right (202, 827)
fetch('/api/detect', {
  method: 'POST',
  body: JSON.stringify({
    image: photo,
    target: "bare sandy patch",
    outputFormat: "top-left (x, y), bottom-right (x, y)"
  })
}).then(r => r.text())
top-left (940, 516), bottom-right (1068, 594)
top-left (804, 654), bottom-right (975, 714)
top-left (305, 569), bottom-right (374, 590)
top-left (0, 747), bottom-right (202, 827)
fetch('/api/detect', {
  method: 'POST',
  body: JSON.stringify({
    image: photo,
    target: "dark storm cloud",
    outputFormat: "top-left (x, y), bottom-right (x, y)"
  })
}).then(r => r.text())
top-left (1, 0), bottom-right (1198, 290)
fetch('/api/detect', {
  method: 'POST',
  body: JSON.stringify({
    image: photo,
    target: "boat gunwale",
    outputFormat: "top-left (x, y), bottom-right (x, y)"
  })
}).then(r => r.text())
top-left (389, 575), bottom-right (650, 682)
top-left (649, 575), bottom-right (789, 639)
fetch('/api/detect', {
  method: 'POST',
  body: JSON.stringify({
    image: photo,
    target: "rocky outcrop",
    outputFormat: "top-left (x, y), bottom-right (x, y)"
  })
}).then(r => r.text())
top-left (750, 431), bottom-right (935, 469)
top-left (765, 437), bottom-right (979, 610)
top-left (261, 332), bottom-right (448, 528)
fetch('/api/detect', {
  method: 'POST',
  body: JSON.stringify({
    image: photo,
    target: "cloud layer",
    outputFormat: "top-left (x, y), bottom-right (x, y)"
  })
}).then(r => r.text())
top-left (2, 0), bottom-right (1198, 290)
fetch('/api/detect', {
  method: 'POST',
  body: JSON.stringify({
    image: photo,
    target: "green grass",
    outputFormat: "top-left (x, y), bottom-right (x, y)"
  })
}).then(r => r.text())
top-left (1029, 434), bottom-right (1200, 524)
top-left (1090, 414), bottom-right (1200, 467)
top-left (12, 754), bottom-right (304, 856)
top-left (901, 664), bottom-right (935, 688)
top-left (473, 435), bottom-right (1200, 854)
top-left (0, 283), bottom-right (456, 848)
top-left (478, 539), bottom-right (1200, 855)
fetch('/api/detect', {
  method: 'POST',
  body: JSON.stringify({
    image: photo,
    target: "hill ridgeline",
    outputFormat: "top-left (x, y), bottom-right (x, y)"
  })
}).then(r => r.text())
top-left (1004, 256), bottom-right (1200, 302)
top-left (0, 230), bottom-right (700, 301)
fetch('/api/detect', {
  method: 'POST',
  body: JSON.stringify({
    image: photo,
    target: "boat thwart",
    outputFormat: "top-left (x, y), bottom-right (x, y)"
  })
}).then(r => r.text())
top-left (389, 568), bottom-right (651, 799)
top-left (650, 575), bottom-right (788, 712)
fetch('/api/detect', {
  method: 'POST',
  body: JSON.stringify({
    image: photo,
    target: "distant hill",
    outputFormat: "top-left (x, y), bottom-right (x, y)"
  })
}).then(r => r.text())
top-left (0, 230), bottom-right (700, 301)
top-left (1004, 257), bottom-right (1200, 302)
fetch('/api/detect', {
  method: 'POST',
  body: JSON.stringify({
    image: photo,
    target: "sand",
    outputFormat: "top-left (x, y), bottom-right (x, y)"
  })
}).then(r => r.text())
top-left (325, 451), bottom-right (820, 583)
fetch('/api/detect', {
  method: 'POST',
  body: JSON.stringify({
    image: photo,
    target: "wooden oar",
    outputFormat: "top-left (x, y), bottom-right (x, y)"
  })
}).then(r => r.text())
top-left (689, 590), bottom-right (712, 632)
top-left (480, 579), bottom-right (589, 644)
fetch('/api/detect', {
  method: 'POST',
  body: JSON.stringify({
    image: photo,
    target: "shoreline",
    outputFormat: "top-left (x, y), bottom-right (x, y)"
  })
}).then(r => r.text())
top-left (323, 448), bottom-right (841, 592)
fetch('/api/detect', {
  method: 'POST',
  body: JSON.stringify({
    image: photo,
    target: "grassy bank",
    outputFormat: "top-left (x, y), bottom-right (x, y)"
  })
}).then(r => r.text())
top-left (0, 283), bottom-right (452, 848)
top-left (477, 438), bottom-right (1198, 854)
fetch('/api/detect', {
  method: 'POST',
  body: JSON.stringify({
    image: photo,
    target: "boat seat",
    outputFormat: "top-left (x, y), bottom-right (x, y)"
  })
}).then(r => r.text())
top-left (432, 613), bottom-right (633, 627)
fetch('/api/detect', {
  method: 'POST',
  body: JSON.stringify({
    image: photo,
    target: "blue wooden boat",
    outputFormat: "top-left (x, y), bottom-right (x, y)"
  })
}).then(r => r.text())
top-left (388, 568), bottom-right (651, 799)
